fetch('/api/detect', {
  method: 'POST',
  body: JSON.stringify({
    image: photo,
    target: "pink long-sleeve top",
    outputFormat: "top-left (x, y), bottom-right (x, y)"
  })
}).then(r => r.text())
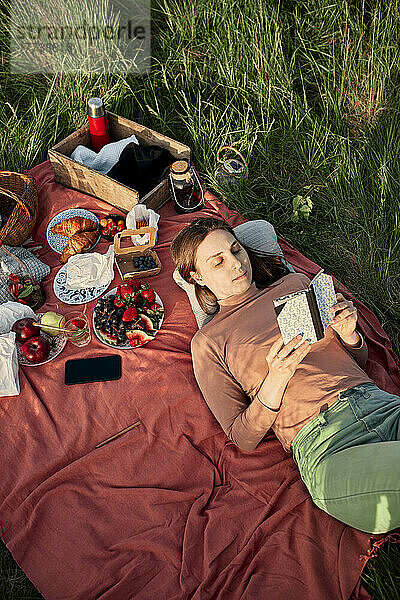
top-left (191, 273), bottom-right (373, 453)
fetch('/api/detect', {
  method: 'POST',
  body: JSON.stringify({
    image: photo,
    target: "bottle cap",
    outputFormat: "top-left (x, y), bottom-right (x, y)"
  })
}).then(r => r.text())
top-left (171, 160), bottom-right (190, 175)
top-left (88, 98), bottom-right (105, 118)
top-left (170, 160), bottom-right (192, 181)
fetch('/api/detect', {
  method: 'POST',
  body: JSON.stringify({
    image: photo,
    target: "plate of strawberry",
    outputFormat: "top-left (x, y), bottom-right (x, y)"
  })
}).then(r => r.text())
top-left (93, 280), bottom-right (164, 348)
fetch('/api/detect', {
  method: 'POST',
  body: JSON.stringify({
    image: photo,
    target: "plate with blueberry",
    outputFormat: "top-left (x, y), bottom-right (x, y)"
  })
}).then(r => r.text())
top-left (93, 281), bottom-right (164, 348)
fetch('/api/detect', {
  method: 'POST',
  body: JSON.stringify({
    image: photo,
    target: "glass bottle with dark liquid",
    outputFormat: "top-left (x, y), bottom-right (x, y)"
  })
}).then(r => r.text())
top-left (169, 160), bottom-right (204, 214)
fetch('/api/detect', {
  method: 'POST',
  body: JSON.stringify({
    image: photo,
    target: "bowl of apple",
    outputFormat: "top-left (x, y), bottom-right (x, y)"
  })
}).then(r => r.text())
top-left (12, 314), bottom-right (67, 366)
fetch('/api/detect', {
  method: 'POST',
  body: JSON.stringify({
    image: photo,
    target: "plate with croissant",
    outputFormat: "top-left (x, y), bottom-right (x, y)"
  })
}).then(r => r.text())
top-left (47, 209), bottom-right (100, 264)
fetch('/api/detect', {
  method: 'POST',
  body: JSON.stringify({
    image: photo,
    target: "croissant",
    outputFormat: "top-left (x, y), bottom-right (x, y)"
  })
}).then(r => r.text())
top-left (60, 231), bottom-right (98, 264)
top-left (51, 216), bottom-right (97, 237)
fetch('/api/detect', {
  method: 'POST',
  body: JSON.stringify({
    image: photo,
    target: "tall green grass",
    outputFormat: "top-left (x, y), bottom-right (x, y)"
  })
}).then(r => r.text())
top-left (0, 0), bottom-right (400, 598)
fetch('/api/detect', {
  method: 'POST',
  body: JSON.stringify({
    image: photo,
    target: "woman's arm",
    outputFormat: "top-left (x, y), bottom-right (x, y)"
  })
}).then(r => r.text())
top-left (191, 331), bottom-right (273, 451)
top-left (337, 330), bottom-right (368, 369)
top-left (191, 332), bottom-right (310, 452)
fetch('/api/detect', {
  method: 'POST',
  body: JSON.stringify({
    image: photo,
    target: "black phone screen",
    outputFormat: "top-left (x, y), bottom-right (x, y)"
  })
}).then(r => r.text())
top-left (65, 355), bottom-right (122, 385)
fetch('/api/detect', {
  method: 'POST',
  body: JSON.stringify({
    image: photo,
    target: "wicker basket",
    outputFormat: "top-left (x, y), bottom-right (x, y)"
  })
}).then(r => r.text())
top-left (0, 171), bottom-right (39, 246)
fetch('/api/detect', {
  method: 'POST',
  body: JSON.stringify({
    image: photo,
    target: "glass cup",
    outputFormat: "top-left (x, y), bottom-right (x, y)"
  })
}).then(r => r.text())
top-left (64, 311), bottom-right (91, 347)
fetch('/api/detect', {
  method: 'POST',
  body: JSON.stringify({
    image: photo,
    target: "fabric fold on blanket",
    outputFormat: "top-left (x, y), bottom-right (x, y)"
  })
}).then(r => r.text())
top-left (0, 160), bottom-right (398, 600)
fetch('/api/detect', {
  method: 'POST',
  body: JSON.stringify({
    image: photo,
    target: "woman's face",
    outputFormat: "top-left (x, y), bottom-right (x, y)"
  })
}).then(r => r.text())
top-left (190, 229), bottom-right (252, 300)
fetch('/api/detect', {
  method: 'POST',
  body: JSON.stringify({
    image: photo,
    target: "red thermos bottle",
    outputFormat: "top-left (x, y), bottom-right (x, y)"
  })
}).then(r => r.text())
top-left (87, 98), bottom-right (109, 153)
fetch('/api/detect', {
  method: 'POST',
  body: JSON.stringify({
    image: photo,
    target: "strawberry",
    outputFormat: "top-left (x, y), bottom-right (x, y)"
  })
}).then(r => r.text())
top-left (120, 285), bottom-right (135, 299)
top-left (71, 318), bottom-right (86, 329)
top-left (129, 337), bottom-right (143, 347)
top-left (9, 274), bottom-right (20, 284)
top-left (114, 295), bottom-right (125, 307)
top-left (124, 278), bottom-right (142, 290)
top-left (141, 288), bottom-right (155, 304)
top-left (122, 307), bottom-right (138, 322)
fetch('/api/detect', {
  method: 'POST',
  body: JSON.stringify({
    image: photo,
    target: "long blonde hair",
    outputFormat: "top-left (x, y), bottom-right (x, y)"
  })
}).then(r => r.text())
top-left (170, 217), bottom-right (289, 314)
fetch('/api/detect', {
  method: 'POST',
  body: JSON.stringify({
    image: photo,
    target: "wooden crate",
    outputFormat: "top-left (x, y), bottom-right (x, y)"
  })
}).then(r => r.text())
top-left (48, 111), bottom-right (191, 213)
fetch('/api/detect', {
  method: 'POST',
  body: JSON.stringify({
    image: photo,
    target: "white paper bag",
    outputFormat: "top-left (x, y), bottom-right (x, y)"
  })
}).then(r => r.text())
top-left (126, 204), bottom-right (160, 246)
top-left (0, 332), bottom-right (20, 396)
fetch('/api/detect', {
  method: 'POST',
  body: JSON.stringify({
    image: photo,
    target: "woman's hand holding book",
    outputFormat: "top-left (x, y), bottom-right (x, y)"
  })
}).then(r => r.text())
top-left (267, 334), bottom-right (311, 383)
top-left (329, 293), bottom-right (358, 344)
top-left (256, 334), bottom-right (311, 412)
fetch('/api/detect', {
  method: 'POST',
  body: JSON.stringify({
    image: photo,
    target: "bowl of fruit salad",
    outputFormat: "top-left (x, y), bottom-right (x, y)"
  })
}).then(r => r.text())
top-left (93, 280), bottom-right (164, 348)
top-left (98, 214), bottom-right (126, 241)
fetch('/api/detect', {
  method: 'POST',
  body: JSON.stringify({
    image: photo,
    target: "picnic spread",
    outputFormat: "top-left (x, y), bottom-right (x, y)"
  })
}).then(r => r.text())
top-left (1, 113), bottom-right (400, 600)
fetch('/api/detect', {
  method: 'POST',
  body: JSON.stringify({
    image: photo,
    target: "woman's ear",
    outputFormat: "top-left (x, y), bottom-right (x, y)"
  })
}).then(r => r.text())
top-left (190, 270), bottom-right (204, 286)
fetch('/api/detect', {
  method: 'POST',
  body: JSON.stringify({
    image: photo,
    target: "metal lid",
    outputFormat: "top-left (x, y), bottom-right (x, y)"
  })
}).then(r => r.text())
top-left (222, 158), bottom-right (246, 175)
top-left (87, 97), bottom-right (105, 118)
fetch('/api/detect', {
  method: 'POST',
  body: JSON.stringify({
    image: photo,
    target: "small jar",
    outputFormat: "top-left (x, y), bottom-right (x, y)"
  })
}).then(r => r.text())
top-left (214, 146), bottom-right (248, 186)
top-left (169, 160), bottom-right (204, 214)
top-left (0, 240), bottom-right (45, 310)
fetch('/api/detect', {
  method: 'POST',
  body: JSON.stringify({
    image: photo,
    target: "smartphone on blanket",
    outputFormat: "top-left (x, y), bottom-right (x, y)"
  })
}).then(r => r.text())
top-left (65, 355), bottom-right (122, 385)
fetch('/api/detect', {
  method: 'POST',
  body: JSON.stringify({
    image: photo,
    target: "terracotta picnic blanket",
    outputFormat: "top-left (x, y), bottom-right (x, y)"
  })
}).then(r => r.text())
top-left (1, 160), bottom-right (399, 600)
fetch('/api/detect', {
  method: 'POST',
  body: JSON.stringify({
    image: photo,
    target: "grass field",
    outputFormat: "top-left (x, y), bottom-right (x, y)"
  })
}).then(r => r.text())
top-left (1, 0), bottom-right (400, 598)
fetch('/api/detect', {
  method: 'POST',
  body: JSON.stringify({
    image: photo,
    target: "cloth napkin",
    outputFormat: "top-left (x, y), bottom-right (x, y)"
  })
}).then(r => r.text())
top-left (65, 245), bottom-right (114, 290)
top-left (70, 135), bottom-right (139, 174)
top-left (0, 245), bottom-right (50, 304)
top-left (0, 332), bottom-right (20, 397)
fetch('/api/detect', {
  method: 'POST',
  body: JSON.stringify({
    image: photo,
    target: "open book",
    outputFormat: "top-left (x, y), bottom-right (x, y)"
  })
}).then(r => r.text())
top-left (273, 270), bottom-right (337, 344)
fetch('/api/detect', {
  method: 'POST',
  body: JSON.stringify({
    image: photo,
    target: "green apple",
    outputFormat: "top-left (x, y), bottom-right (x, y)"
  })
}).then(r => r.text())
top-left (40, 311), bottom-right (66, 336)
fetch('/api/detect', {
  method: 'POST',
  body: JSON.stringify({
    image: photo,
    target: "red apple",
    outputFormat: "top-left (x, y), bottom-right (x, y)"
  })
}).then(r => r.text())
top-left (22, 335), bottom-right (50, 364)
top-left (12, 318), bottom-right (40, 343)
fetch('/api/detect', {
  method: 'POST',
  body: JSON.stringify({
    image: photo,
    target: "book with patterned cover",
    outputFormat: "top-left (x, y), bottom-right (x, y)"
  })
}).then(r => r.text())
top-left (272, 270), bottom-right (337, 344)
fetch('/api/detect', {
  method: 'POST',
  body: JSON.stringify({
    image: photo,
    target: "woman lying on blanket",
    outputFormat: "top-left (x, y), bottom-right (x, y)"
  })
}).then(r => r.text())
top-left (171, 217), bottom-right (400, 535)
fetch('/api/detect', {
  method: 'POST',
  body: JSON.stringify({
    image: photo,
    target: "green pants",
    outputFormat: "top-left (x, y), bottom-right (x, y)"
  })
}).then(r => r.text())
top-left (291, 382), bottom-right (400, 534)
